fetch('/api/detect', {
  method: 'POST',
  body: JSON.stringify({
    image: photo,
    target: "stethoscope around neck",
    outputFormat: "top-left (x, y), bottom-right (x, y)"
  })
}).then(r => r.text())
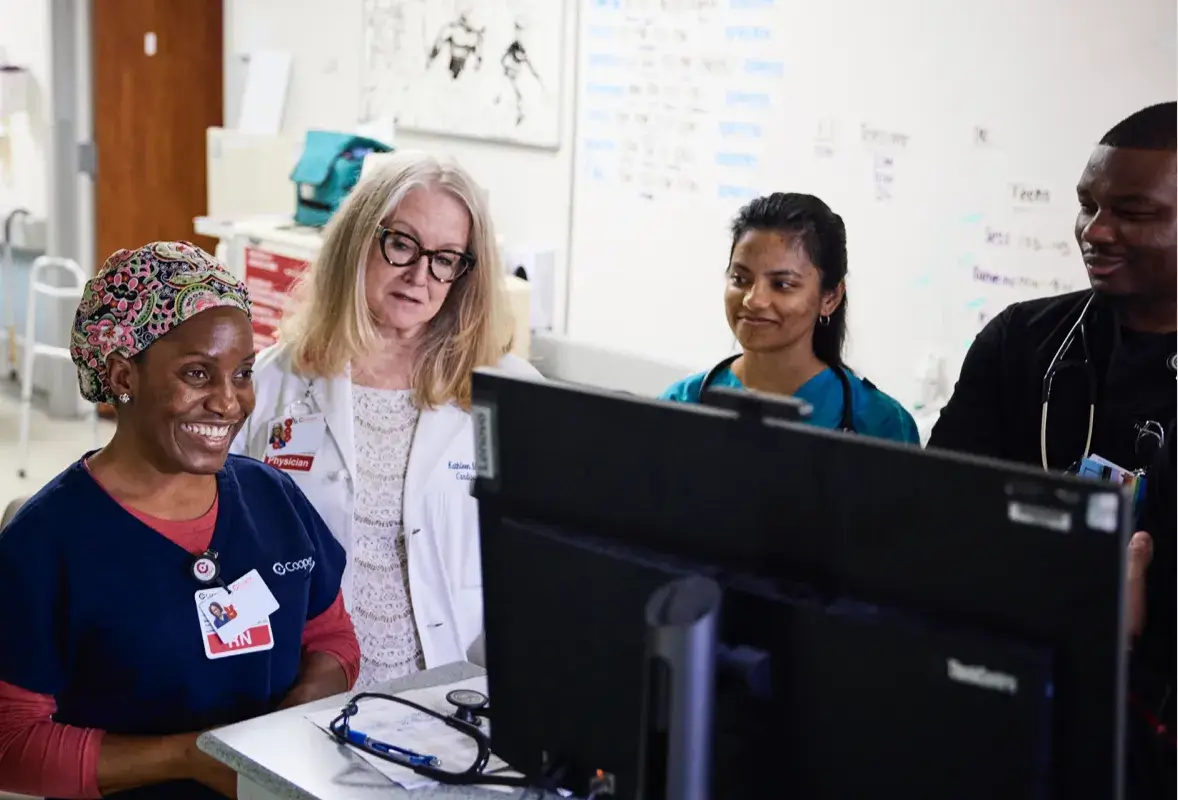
top-left (1040, 294), bottom-right (1098, 471)
top-left (700, 354), bottom-right (859, 433)
top-left (1041, 293), bottom-right (1173, 472)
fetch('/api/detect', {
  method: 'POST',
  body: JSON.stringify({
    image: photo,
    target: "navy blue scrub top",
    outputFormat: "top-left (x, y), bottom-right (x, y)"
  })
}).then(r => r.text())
top-left (661, 364), bottom-right (920, 444)
top-left (0, 454), bottom-right (347, 799)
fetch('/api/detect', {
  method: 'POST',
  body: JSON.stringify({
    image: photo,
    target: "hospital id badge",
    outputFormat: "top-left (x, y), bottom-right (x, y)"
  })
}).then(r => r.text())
top-left (198, 569), bottom-right (281, 645)
top-left (1077, 454), bottom-right (1148, 523)
top-left (1076, 454), bottom-right (1137, 486)
top-left (263, 413), bottom-right (326, 472)
top-left (194, 586), bottom-right (274, 659)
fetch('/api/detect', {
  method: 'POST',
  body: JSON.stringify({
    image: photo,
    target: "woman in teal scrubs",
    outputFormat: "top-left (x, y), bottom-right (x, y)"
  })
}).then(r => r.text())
top-left (661, 192), bottom-right (919, 444)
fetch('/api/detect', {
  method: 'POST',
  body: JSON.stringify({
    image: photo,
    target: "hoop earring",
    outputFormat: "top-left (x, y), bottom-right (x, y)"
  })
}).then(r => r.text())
top-left (819, 314), bottom-right (831, 327)
top-left (118, 393), bottom-right (131, 404)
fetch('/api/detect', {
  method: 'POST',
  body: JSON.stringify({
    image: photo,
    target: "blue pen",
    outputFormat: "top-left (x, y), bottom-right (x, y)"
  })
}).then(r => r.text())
top-left (343, 728), bottom-right (440, 767)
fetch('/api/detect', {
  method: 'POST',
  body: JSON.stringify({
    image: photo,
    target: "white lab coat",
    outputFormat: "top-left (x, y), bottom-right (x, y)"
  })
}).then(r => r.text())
top-left (231, 343), bottom-right (541, 668)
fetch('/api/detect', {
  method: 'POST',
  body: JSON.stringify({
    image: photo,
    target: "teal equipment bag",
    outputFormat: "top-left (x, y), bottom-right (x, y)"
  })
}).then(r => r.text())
top-left (290, 131), bottom-right (393, 227)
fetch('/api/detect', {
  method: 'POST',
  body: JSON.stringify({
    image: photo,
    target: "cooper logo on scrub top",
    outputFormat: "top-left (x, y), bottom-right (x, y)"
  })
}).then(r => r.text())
top-left (273, 557), bottom-right (316, 576)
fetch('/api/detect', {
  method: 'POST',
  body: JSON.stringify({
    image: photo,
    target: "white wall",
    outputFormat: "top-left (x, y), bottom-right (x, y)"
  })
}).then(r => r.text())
top-left (224, 0), bottom-right (1176, 405)
top-left (223, 0), bottom-right (578, 331)
top-left (0, 0), bottom-right (51, 217)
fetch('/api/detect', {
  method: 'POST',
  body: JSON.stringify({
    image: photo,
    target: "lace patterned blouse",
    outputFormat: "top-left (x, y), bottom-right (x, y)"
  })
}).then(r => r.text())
top-left (350, 384), bottom-right (427, 689)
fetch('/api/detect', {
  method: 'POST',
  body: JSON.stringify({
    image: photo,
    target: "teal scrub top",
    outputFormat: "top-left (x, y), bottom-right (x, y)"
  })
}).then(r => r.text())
top-left (660, 364), bottom-right (920, 445)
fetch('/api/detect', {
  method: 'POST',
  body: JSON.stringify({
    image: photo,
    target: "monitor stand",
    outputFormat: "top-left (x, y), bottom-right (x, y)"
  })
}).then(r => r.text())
top-left (636, 576), bottom-right (722, 800)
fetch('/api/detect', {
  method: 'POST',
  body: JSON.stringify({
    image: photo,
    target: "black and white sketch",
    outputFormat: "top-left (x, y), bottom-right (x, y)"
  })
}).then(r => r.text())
top-left (361, 0), bottom-right (566, 149)
top-left (427, 12), bottom-right (486, 79)
top-left (495, 21), bottom-right (542, 125)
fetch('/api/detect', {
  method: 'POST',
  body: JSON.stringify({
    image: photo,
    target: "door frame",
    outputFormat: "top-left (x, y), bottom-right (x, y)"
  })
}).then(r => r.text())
top-left (49, 0), bottom-right (91, 273)
top-left (36, 0), bottom-right (92, 418)
top-left (57, 1), bottom-right (225, 419)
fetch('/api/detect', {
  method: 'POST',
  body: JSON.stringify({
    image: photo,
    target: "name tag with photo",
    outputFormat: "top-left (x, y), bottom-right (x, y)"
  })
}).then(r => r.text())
top-left (194, 585), bottom-right (275, 659)
top-left (196, 569), bottom-right (281, 645)
top-left (264, 413), bottom-right (327, 472)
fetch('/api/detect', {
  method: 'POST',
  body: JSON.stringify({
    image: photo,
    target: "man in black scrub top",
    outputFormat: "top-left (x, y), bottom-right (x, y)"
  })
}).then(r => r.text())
top-left (931, 102), bottom-right (1175, 471)
top-left (931, 102), bottom-right (1176, 798)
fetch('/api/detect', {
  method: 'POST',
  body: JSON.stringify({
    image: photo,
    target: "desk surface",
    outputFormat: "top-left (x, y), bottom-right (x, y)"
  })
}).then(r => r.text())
top-left (198, 662), bottom-right (540, 799)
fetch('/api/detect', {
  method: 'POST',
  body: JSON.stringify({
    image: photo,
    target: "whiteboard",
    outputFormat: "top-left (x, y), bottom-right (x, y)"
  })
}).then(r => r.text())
top-left (565, 0), bottom-right (1176, 409)
top-left (361, 0), bottom-right (568, 149)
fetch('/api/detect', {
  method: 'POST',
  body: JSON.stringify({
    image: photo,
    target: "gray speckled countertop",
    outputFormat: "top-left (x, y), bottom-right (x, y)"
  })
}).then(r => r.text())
top-left (198, 661), bottom-right (547, 799)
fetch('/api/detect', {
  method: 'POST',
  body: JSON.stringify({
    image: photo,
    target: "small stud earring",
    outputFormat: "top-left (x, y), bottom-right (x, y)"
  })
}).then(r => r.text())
top-left (118, 393), bottom-right (131, 404)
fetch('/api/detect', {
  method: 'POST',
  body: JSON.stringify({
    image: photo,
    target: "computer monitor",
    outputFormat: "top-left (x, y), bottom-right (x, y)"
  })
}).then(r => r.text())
top-left (470, 368), bottom-right (1131, 800)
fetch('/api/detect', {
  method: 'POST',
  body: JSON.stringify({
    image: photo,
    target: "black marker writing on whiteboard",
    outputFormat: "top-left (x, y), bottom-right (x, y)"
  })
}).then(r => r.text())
top-left (861, 124), bottom-right (910, 148)
top-left (1010, 184), bottom-right (1051, 205)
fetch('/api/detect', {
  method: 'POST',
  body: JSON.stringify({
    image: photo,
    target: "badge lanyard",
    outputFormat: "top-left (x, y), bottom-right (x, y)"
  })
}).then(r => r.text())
top-left (290, 385), bottom-right (316, 418)
top-left (191, 549), bottom-right (224, 588)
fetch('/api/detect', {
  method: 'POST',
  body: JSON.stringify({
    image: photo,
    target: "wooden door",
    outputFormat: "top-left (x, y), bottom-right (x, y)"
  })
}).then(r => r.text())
top-left (92, 0), bottom-right (222, 269)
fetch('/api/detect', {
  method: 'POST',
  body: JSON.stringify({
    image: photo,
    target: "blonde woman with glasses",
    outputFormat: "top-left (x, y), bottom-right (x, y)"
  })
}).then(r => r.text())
top-left (232, 151), bottom-right (538, 689)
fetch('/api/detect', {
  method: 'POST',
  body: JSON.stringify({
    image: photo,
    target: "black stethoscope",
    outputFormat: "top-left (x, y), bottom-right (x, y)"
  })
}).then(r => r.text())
top-left (1040, 294), bottom-right (1098, 470)
top-left (701, 354), bottom-right (859, 433)
top-left (327, 688), bottom-right (543, 790)
top-left (1040, 293), bottom-right (1174, 471)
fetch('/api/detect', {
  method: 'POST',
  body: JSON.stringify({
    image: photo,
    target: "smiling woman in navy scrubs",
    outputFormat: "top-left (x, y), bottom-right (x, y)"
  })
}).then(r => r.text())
top-left (661, 192), bottom-right (919, 443)
top-left (0, 243), bottom-right (359, 799)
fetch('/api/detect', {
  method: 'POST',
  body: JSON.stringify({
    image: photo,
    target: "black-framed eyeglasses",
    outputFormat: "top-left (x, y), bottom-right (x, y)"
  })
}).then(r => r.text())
top-left (374, 226), bottom-right (475, 284)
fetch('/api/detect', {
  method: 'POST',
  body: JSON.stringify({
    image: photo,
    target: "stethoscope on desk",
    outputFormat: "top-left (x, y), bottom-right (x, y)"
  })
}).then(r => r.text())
top-left (326, 688), bottom-right (540, 789)
top-left (701, 354), bottom-right (860, 432)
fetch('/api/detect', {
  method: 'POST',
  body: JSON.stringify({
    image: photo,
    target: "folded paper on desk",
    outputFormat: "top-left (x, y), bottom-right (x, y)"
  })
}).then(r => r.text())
top-left (304, 676), bottom-right (519, 792)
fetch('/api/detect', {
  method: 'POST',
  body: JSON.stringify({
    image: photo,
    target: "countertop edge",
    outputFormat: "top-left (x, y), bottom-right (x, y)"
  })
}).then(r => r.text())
top-left (197, 729), bottom-right (322, 800)
top-left (196, 661), bottom-right (485, 798)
